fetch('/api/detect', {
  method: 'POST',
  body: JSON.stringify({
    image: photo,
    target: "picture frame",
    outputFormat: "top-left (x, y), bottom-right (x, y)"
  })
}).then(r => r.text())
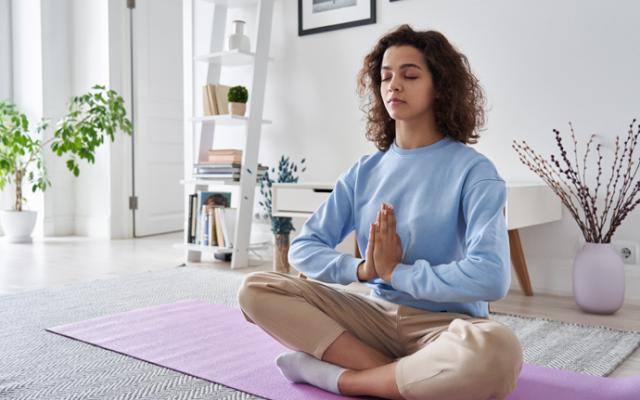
top-left (298, 0), bottom-right (376, 36)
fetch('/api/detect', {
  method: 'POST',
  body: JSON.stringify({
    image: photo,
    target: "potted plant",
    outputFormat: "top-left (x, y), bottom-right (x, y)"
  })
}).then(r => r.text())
top-left (512, 119), bottom-right (640, 314)
top-left (259, 155), bottom-right (306, 273)
top-left (0, 85), bottom-right (132, 243)
top-left (227, 85), bottom-right (248, 116)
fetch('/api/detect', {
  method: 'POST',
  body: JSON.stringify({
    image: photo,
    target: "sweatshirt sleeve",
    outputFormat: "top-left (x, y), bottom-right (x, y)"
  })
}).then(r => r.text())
top-left (287, 163), bottom-right (364, 285)
top-left (389, 178), bottom-right (511, 302)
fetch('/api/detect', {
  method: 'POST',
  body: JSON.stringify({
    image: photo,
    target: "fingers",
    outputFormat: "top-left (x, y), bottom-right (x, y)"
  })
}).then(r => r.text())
top-left (380, 204), bottom-right (387, 234)
top-left (387, 203), bottom-right (396, 233)
top-left (366, 223), bottom-right (375, 257)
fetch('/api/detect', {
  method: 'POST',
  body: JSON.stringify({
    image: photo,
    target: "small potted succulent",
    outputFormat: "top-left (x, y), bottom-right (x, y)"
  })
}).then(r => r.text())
top-left (0, 85), bottom-right (132, 243)
top-left (227, 85), bottom-right (248, 116)
top-left (259, 155), bottom-right (306, 273)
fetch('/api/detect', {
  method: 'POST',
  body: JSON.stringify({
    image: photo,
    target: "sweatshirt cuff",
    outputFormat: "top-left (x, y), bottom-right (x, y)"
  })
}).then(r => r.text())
top-left (390, 263), bottom-right (414, 289)
top-left (338, 254), bottom-right (364, 285)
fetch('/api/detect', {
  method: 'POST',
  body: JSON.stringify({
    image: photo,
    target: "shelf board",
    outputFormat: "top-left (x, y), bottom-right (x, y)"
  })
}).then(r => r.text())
top-left (180, 177), bottom-right (263, 186)
top-left (194, 49), bottom-right (274, 66)
top-left (200, 0), bottom-right (258, 8)
top-left (190, 114), bottom-right (272, 125)
top-left (175, 241), bottom-right (271, 252)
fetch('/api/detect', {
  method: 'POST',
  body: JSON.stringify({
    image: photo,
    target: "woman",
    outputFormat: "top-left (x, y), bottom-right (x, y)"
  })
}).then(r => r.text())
top-left (237, 24), bottom-right (523, 400)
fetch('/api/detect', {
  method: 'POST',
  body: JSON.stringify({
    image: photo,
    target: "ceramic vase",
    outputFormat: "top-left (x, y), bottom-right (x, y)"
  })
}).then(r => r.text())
top-left (228, 20), bottom-right (250, 52)
top-left (273, 233), bottom-right (290, 274)
top-left (572, 242), bottom-right (625, 314)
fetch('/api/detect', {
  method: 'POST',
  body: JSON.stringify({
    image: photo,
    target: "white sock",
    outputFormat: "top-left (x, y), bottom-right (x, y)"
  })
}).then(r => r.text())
top-left (275, 351), bottom-right (347, 394)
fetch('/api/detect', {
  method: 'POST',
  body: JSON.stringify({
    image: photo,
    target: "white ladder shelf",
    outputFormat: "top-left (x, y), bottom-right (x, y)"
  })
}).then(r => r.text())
top-left (182, 0), bottom-right (274, 268)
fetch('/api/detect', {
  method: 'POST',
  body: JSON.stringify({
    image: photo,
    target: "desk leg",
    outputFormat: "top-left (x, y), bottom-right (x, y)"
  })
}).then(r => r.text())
top-left (508, 229), bottom-right (534, 296)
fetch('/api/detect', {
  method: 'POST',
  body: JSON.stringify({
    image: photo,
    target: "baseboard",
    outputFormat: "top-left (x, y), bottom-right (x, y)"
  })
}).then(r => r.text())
top-left (511, 256), bottom-right (640, 305)
top-left (74, 215), bottom-right (111, 238)
top-left (43, 215), bottom-right (75, 236)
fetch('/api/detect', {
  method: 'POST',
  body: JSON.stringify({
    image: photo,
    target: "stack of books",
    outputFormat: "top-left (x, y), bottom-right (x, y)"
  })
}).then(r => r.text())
top-left (203, 83), bottom-right (230, 116)
top-left (187, 191), bottom-right (237, 247)
top-left (193, 149), bottom-right (268, 181)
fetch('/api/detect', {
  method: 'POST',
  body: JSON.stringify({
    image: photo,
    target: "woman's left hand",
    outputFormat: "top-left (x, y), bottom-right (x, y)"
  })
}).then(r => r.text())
top-left (373, 202), bottom-right (403, 283)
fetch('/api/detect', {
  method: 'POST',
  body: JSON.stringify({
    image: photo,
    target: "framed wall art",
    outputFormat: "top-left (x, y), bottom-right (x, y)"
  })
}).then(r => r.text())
top-left (298, 0), bottom-right (376, 36)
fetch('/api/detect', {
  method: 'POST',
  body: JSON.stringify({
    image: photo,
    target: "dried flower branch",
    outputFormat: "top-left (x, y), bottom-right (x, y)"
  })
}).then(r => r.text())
top-left (512, 119), bottom-right (640, 243)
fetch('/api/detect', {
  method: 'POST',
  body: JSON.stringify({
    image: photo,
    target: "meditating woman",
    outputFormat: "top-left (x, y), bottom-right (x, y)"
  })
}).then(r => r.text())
top-left (237, 24), bottom-right (523, 400)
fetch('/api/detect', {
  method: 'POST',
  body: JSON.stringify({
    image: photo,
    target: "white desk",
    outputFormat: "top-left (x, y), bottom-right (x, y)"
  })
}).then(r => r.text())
top-left (272, 181), bottom-right (562, 296)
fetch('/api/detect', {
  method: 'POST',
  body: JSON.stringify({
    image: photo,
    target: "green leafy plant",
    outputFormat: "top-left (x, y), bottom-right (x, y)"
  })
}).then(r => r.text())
top-left (259, 155), bottom-right (306, 234)
top-left (227, 86), bottom-right (249, 103)
top-left (0, 84), bottom-right (132, 212)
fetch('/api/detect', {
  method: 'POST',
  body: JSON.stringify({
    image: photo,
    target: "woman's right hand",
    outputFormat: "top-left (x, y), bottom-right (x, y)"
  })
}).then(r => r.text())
top-left (357, 223), bottom-right (379, 282)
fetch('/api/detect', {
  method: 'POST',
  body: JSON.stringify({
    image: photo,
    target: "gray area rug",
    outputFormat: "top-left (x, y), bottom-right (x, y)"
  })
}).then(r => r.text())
top-left (1, 265), bottom-right (639, 400)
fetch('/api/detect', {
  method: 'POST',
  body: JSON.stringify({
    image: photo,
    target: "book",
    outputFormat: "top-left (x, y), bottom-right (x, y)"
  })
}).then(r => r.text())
top-left (200, 204), bottom-right (208, 246)
top-left (207, 206), bottom-right (217, 246)
top-left (208, 155), bottom-right (243, 164)
top-left (195, 191), bottom-right (233, 245)
top-left (209, 148), bottom-right (242, 156)
top-left (214, 208), bottom-right (225, 248)
top-left (188, 194), bottom-right (197, 243)
top-left (214, 84), bottom-right (230, 115)
top-left (219, 207), bottom-right (237, 248)
top-left (203, 84), bottom-right (219, 115)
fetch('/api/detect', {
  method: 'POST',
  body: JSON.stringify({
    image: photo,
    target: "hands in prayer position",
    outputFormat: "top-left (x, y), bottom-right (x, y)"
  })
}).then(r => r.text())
top-left (358, 203), bottom-right (403, 283)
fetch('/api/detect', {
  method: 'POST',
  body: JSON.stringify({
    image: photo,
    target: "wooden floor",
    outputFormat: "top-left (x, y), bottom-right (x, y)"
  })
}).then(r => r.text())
top-left (0, 232), bottom-right (638, 378)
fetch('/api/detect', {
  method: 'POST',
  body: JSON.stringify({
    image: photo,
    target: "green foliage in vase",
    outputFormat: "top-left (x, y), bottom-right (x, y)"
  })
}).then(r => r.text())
top-left (259, 155), bottom-right (306, 234)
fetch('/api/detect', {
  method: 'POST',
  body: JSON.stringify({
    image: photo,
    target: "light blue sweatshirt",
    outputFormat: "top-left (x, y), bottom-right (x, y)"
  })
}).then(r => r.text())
top-left (288, 135), bottom-right (511, 318)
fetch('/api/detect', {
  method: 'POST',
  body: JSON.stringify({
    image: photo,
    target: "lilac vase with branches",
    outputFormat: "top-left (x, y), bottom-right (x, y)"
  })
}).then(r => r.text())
top-left (512, 119), bottom-right (639, 314)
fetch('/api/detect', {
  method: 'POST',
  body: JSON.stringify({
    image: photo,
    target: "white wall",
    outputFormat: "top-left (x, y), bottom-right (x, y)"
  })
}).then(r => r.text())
top-left (41, 0), bottom-right (75, 236)
top-left (0, 0), bottom-right (11, 101)
top-left (9, 0), bottom-right (45, 236)
top-left (70, 0), bottom-right (112, 238)
top-left (0, 0), bottom-right (13, 231)
top-left (197, 0), bottom-right (640, 302)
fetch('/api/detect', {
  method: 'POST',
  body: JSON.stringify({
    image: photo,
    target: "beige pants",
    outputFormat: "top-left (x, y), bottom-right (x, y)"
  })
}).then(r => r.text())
top-left (237, 271), bottom-right (523, 400)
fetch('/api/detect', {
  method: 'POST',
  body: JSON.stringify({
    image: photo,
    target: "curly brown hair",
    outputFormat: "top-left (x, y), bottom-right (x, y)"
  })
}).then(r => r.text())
top-left (357, 24), bottom-right (486, 151)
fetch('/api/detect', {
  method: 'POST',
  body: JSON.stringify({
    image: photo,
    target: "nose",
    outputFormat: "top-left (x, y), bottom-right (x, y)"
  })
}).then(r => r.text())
top-left (388, 76), bottom-right (401, 92)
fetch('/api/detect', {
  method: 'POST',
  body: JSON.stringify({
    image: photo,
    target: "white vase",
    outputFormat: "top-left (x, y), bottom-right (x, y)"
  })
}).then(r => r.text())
top-left (0, 210), bottom-right (37, 243)
top-left (572, 242), bottom-right (625, 314)
top-left (228, 20), bottom-right (250, 52)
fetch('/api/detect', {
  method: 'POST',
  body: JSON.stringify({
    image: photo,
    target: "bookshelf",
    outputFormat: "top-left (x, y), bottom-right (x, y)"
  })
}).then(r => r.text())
top-left (182, 0), bottom-right (274, 268)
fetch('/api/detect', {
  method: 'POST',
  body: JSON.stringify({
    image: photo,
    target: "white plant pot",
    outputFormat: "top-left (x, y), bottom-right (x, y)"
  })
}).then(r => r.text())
top-left (0, 210), bottom-right (37, 243)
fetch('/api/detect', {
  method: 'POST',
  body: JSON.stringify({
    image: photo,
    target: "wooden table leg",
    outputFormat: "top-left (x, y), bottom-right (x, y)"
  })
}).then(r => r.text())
top-left (508, 229), bottom-right (534, 296)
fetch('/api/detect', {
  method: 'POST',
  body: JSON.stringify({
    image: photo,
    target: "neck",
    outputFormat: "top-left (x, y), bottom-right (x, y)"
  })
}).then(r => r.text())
top-left (394, 111), bottom-right (444, 149)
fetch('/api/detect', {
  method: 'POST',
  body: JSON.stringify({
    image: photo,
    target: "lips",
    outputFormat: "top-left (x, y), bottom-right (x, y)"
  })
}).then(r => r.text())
top-left (388, 99), bottom-right (405, 105)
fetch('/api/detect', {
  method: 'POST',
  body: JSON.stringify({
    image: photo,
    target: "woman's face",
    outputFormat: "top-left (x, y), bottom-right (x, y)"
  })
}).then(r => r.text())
top-left (380, 45), bottom-right (435, 121)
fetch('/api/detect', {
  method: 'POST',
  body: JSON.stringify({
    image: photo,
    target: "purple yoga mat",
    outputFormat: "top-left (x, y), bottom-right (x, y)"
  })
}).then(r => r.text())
top-left (46, 299), bottom-right (640, 400)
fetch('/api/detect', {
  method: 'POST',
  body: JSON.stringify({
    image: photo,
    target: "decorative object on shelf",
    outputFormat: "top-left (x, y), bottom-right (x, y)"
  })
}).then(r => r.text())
top-left (0, 85), bottom-right (132, 243)
top-left (512, 119), bottom-right (640, 314)
top-left (259, 155), bottom-right (306, 273)
top-left (298, 0), bottom-right (375, 36)
top-left (227, 86), bottom-right (248, 116)
top-left (228, 20), bottom-right (250, 52)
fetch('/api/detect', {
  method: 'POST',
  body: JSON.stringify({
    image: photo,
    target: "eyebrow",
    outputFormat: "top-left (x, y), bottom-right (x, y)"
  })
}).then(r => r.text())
top-left (381, 63), bottom-right (422, 71)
